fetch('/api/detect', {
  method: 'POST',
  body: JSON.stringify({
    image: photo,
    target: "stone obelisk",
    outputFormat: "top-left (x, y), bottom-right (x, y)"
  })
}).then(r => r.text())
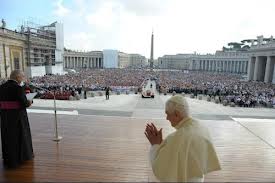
top-left (150, 31), bottom-right (154, 70)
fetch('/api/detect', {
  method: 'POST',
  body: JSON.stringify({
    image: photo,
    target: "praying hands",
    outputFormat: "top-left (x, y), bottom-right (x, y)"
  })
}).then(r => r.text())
top-left (144, 123), bottom-right (163, 145)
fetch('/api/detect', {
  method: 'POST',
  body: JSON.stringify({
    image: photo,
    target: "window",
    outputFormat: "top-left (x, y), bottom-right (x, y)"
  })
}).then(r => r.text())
top-left (14, 57), bottom-right (20, 69)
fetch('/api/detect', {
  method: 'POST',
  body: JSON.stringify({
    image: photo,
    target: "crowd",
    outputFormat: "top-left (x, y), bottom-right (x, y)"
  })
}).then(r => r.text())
top-left (30, 69), bottom-right (155, 92)
top-left (1, 68), bottom-right (275, 107)
top-left (156, 71), bottom-right (275, 107)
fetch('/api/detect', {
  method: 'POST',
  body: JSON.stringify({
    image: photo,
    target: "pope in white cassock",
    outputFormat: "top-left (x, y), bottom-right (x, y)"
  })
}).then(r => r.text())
top-left (144, 95), bottom-right (221, 182)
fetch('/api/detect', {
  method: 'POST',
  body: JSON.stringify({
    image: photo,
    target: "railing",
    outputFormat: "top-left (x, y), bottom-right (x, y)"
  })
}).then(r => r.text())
top-left (250, 42), bottom-right (275, 49)
top-left (0, 28), bottom-right (27, 40)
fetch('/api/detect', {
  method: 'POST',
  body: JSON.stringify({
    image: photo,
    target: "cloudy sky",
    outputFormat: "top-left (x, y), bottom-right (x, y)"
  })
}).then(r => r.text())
top-left (1, 0), bottom-right (275, 58)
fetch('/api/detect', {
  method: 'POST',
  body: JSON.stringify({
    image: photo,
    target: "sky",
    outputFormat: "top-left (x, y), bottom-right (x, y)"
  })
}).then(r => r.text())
top-left (1, 0), bottom-right (275, 58)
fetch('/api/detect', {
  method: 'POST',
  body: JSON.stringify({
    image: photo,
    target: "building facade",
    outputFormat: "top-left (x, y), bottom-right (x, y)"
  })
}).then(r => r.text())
top-left (0, 28), bottom-right (26, 78)
top-left (129, 54), bottom-right (147, 68)
top-left (0, 21), bottom-right (64, 78)
top-left (118, 52), bottom-right (130, 68)
top-left (157, 54), bottom-right (193, 70)
top-left (64, 50), bottom-right (103, 69)
top-left (191, 51), bottom-right (249, 73)
top-left (64, 49), bottom-right (147, 69)
top-left (119, 53), bottom-right (147, 68)
top-left (157, 51), bottom-right (249, 74)
top-left (247, 36), bottom-right (275, 83)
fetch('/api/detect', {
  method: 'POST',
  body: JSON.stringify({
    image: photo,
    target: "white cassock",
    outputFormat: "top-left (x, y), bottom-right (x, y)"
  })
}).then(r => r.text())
top-left (149, 117), bottom-right (221, 182)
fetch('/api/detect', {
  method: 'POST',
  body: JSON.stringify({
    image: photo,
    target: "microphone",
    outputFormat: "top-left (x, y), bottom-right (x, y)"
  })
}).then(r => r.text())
top-left (29, 82), bottom-right (63, 142)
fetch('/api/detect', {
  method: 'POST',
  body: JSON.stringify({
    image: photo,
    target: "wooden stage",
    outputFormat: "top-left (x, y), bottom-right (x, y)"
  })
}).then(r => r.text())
top-left (1, 113), bottom-right (275, 182)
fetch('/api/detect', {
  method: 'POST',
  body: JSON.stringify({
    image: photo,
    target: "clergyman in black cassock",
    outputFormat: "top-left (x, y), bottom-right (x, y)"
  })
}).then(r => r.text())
top-left (0, 70), bottom-right (33, 168)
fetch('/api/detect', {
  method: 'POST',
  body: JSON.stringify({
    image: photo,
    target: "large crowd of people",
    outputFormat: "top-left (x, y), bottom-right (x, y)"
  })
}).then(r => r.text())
top-left (1, 68), bottom-right (275, 108)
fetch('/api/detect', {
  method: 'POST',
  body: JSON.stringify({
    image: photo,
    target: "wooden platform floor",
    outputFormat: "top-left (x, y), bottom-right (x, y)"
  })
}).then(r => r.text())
top-left (1, 113), bottom-right (275, 182)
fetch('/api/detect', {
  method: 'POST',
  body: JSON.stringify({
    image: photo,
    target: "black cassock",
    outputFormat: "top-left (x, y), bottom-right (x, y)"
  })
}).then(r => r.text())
top-left (0, 80), bottom-right (33, 168)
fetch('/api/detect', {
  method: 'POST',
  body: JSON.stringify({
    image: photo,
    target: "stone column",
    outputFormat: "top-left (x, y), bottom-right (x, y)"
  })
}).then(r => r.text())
top-left (226, 61), bottom-right (229, 72)
top-left (253, 56), bottom-right (260, 81)
top-left (248, 58), bottom-right (253, 80)
top-left (271, 57), bottom-right (275, 83)
top-left (247, 61), bottom-right (249, 73)
top-left (228, 61), bottom-right (231, 72)
top-left (210, 60), bottom-right (214, 71)
top-left (241, 61), bottom-right (244, 73)
top-left (264, 56), bottom-right (272, 83)
top-left (235, 61), bottom-right (239, 73)
top-left (70, 58), bottom-right (72, 68)
top-left (68, 57), bottom-right (70, 68)
top-left (237, 61), bottom-right (240, 73)
top-left (213, 61), bottom-right (215, 71)
top-left (72, 57), bottom-right (74, 68)
top-left (65, 57), bottom-right (67, 68)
